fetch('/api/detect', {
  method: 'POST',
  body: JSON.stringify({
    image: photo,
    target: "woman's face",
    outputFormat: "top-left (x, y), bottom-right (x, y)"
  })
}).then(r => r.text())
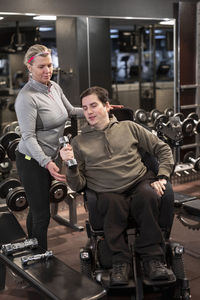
top-left (28, 54), bottom-right (53, 85)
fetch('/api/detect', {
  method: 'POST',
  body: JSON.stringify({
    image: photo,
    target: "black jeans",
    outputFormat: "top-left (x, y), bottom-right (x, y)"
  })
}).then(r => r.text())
top-left (15, 151), bottom-right (52, 250)
top-left (96, 171), bottom-right (174, 264)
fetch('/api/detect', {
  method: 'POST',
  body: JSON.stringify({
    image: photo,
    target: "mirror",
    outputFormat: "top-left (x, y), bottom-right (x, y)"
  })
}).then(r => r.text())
top-left (0, 13), bottom-right (176, 130)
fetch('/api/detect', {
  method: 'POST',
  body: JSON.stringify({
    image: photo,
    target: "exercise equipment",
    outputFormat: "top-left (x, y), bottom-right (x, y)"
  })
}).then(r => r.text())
top-left (0, 158), bottom-right (13, 177)
top-left (0, 131), bottom-right (20, 161)
top-left (0, 178), bottom-right (28, 211)
top-left (183, 151), bottom-right (200, 171)
top-left (59, 136), bottom-right (77, 169)
top-left (1, 238), bottom-right (38, 255)
top-left (21, 250), bottom-right (53, 265)
top-left (150, 108), bottom-right (162, 122)
top-left (0, 144), bottom-right (6, 163)
top-left (164, 107), bottom-right (174, 117)
top-left (173, 113), bottom-right (195, 136)
top-left (49, 180), bottom-right (68, 203)
top-left (187, 112), bottom-right (200, 134)
top-left (0, 209), bottom-right (106, 300)
top-left (2, 121), bottom-right (21, 136)
top-left (134, 108), bottom-right (149, 124)
top-left (153, 114), bottom-right (183, 147)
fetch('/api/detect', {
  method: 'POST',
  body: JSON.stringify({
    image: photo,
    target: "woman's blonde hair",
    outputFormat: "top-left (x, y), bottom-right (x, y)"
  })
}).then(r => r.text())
top-left (24, 44), bottom-right (51, 66)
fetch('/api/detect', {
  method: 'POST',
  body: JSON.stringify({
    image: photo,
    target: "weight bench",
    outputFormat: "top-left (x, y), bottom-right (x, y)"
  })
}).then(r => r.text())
top-left (174, 192), bottom-right (200, 230)
top-left (0, 210), bottom-right (106, 300)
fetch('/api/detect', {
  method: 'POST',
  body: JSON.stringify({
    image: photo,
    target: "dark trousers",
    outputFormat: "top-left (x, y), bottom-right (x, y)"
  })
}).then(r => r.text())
top-left (96, 171), bottom-right (174, 265)
top-left (15, 151), bottom-right (52, 250)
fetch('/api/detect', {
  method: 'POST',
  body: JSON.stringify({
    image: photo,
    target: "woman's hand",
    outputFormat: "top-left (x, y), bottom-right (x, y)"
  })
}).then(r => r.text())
top-left (110, 104), bottom-right (124, 109)
top-left (46, 161), bottom-right (66, 182)
top-left (151, 179), bottom-right (167, 197)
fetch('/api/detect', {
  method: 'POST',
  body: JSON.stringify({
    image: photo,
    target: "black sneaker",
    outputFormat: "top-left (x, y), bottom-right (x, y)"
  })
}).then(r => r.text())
top-left (143, 257), bottom-right (169, 281)
top-left (110, 262), bottom-right (130, 286)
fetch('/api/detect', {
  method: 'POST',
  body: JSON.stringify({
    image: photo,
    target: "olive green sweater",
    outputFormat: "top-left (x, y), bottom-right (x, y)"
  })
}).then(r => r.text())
top-left (66, 116), bottom-right (174, 193)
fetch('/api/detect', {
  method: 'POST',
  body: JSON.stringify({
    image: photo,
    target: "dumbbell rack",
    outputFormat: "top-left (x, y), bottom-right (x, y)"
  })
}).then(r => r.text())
top-left (50, 188), bottom-right (84, 232)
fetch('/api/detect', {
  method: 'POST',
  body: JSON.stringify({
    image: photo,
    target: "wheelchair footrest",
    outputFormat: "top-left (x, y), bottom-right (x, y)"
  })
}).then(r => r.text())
top-left (182, 199), bottom-right (200, 217)
top-left (100, 270), bottom-right (136, 290)
top-left (142, 268), bottom-right (176, 286)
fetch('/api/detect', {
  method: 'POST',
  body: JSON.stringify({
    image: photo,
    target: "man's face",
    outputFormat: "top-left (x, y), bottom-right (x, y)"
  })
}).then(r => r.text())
top-left (82, 94), bottom-right (110, 130)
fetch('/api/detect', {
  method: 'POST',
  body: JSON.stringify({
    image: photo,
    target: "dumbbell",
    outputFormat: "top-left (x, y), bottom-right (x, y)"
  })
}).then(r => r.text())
top-left (183, 151), bottom-right (200, 171)
top-left (21, 250), bottom-right (53, 265)
top-left (150, 109), bottom-right (162, 123)
top-left (153, 114), bottom-right (169, 130)
top-left (0, 178), bottom-right (28, 211)
top-left (0, 131), bottom-right (20, 161)
top-left (0, 144), bottom-right (6, 163)
top-left (49, 180), bottom-right (68, 203)
top-left (0, 157), bottom-right (13, 177)
top-left (1, 238), bottom-right (38, 255)
top-left (59, 136), bottom-right (77, 169)
top-left (187, 113), bottom-right (200, 134)
top-left (134, 109), bottom-right (149, 124)
top-left (3, 121), bottom-right (21, 136)
top-left (164, 107), bottom-right (174, 118)
top-left (173, 113), bottom-right (195, 136)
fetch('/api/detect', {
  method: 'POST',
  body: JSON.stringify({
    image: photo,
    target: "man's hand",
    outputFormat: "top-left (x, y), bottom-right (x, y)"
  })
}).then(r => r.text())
top-left (60, 144), bottom-right (75, 163)
top-left (46, 161), bottom-right (66, 182)
top-left (151, 179), bottom-right (167, 197)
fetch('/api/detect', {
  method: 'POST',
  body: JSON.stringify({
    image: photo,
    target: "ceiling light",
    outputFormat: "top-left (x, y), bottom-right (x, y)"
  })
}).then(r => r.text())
top-left (159, 19), bottom-right (175, 26)
top-left (25, 13), bottom-right (37, 16)
top-left (0, 17), bottom-right (4, 20)
top-left (39, 27), bottom-right (54, 32)
top-left (0, 12), bottom-right (21, 15)
top-left (33, 15), bottom-right (57, 21)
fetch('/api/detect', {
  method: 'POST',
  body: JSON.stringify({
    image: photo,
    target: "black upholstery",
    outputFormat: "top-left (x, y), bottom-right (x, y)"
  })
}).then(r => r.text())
top-left (0, 209), bottom-right (26, 245)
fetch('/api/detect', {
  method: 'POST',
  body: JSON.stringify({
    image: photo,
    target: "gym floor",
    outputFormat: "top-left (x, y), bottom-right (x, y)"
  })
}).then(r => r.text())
top-left (0, 180), bottom-right (200, 300)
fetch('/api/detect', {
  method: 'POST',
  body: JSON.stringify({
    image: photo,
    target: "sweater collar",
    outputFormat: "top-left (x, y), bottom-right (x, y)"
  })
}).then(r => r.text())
top-left (28, 78), bottom-right (52, 94)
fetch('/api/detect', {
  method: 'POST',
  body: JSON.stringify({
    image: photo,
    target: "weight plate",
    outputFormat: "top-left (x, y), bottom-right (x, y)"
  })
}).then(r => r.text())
top-left (194, 158), bottom-right (200, 171)
top-left (134, 109), bottom-right (148, 124)
top-left (50, 180), bottom-right (68, 203)
top-left (0, 157), bottom-right (13, 174)
top-left (183, 151), bottom-right (195, 164)
top-left (150, 109), bottom-right (161, 121)
top-left (1, 131), bottom-right (20, 150)
top-left (187, 112), bottom-right (199, 121)
top-left (2, 123), bottom-right (11, 134)
top-left (153, 114), bottom-right (168, 130)
top-left (174, 112), bottom-right (185, 122)
top-left (0, 144), bottom-right (6, 163)
top-left (195, 120), bottom-right (200, 134)
top-left (164, 108), bottom-right (174, 117)
top-left (182, 118), bottom-right (195, 136)
top-left (0, 177), bottom-right (21, 199)
top-left (6, 187), bottom-right (28, 211)
top-left (7, 138), bottom-right (20, 161)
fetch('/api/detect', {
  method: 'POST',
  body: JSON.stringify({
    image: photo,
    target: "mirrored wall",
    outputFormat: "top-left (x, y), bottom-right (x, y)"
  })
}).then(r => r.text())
top-left (0, 13), bottom-right (176, 129)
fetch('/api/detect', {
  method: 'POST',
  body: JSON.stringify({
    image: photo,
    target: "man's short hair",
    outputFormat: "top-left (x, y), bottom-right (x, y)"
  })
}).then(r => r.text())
top-left (80, 86), bottom-right (110, 105)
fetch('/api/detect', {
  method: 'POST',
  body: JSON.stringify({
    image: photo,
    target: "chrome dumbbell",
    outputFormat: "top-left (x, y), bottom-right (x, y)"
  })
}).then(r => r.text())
top-left (183, 151), bottom-right (200, 172)
top-left (21, 250), bottom-right (53, 265)
top-left (59, 136), bottom-right (77, 169)
top-left (1, 238), bottom-right (38, 255)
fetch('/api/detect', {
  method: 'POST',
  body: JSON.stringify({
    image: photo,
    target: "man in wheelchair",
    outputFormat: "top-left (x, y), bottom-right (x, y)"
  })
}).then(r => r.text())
top-left (60, 86), bottom-right (174, 286)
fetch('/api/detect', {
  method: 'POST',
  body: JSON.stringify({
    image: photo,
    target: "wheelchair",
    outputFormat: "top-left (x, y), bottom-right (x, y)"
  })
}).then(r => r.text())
top-left (79, 151), bottom-right (191, 300)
